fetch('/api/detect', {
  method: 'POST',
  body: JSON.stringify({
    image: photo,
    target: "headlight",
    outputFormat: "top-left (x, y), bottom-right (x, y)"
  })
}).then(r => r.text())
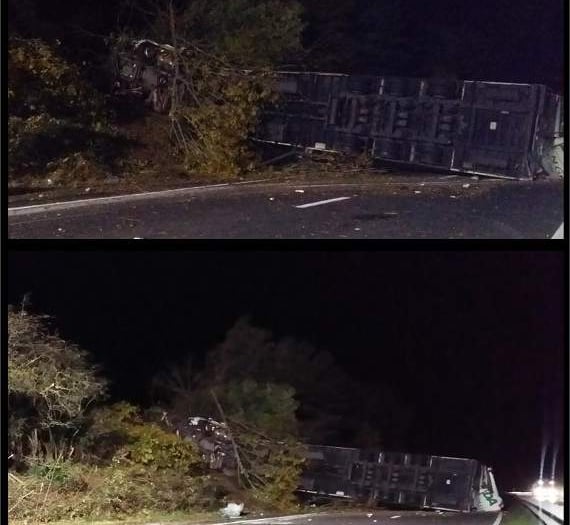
top-left (532, 480), bottom-right (562, 503)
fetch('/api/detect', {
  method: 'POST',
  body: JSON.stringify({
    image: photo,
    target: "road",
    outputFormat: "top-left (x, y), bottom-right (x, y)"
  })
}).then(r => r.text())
top-left (8, 175), bottom-right (564, 239)
top-left (207, 511), bottom-right (504, 525)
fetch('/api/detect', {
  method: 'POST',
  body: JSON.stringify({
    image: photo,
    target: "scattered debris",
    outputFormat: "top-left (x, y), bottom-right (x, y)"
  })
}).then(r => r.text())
top-left (269, 197), bottom-right (275, 201)
top-left (470, 175), bottom-right (479, 180)
top-left (354, 227), bottom-right (361, 231)
top-left (462, 183), bottom-right (471, 189)
top-left (450, 195), bottom-right (458, 199)
top-left (366, 513), bottom-right (373, 518)
top-left (390, 516), bottom-right (401, 519)
top-left (414, 190), bottom-right (422, 194)
top-left (85, 187), bottom-right (91, 192)
top-left (295, 189), bottom-right (305, 193)
top-left (220, 502), bottom-right (244, 518)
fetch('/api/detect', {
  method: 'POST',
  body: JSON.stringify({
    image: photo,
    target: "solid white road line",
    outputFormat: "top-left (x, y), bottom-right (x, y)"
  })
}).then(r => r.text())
top-left (551, 223), bottom-right (564, 239)
top-left (295, 196), bottom-right (351, 209)
top-left (8, 179), bottom-right (272, 217)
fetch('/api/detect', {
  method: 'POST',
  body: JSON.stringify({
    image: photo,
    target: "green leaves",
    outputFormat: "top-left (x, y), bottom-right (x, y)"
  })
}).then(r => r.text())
top-left (83, 402), bottom-right (202, 472)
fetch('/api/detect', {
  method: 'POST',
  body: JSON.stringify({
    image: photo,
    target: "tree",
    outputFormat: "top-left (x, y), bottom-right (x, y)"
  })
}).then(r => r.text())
top-left (7, 306), bottom-right (107, 457)
top-left (113, 0), bottom-right (306, 177)
top-left (299, 0), bottom-right (413, 75)
top-left (150, 0), bottom-right (304, 68)
top-left (153, 317), bottom-right (403, 445)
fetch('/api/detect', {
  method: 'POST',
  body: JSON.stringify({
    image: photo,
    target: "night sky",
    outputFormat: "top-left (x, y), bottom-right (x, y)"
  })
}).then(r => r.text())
top-left (7, 250), bottom-right (565, 491)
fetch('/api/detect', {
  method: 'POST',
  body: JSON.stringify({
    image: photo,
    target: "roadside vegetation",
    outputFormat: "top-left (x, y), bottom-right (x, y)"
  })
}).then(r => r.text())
top-left (6, 0), bottom-right (439, 195)
top-left (7, 0), bottom-right (304, 194)
top-left (7, 306), bottom-right (306, 522)
top-left (8, 306), bottom-right (406, 523)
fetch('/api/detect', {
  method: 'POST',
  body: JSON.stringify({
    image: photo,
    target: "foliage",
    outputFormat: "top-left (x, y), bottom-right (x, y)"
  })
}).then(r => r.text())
top-left (8, 37), bottom-right (106, 120)
top-left (151, 0), bottom-right (304, 67)
top-left (160, 317), bottom-right (409, 446)
top-left (196, 317), bottom-right (353, 442)
top-left (185, 380), bottom-right (299, 439)
top-left (8, 36), bottom-right (124, 181)
top-left (172, 69), bottom-right (277, 178)
top-left (80, 402), bottom-right (203, 472)
top-left (299, 0), bottom-right (413, 75)
top-left (124, 0), bottom-right (304, 178)
top-left (229, 421), bottom-right (306, 509)
top-left (8, 462), bottom-right (211, 522)
top-left (7, 307), bottom-right (107, 459)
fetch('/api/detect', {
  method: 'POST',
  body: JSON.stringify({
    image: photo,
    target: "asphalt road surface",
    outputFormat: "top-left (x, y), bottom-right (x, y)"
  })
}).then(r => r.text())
top-left (8, 175), bottom-right (564, 239)
top-left (208, 510), bottom-right (504, 525)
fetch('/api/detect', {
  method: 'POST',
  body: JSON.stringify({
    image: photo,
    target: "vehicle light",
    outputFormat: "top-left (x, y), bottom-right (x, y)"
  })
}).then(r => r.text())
top-left (532, 479), bottom-right (562, 503)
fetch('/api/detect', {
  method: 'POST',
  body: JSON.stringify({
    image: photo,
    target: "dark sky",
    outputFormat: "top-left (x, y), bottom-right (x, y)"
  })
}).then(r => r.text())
top-left (7, 250), bottom-right (566, 490)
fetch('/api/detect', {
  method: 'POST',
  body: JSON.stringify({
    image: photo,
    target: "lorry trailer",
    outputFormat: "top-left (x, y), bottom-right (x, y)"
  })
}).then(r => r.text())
top-left (112, 39), bottom-right (564, 181)
top-left (256, 72), bottom-right (564, 180)
top-left (299, 444), bottom-right (503, 513)
top-left (182, 417), bottom-right (503, 513)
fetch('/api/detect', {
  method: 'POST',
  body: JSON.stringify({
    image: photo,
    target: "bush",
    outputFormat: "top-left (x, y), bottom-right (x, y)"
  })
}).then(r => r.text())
top-left (8, 308), bottom-right (107, 460)
top-left (80, 402), bottom-right (203, 472)
top-left (7, 37), bottom-right (126, 181)
top-left (8, 462), bottom-right (211, 522)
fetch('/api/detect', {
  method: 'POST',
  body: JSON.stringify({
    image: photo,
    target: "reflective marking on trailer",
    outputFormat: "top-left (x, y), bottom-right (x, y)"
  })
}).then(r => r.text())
top-left (295, 197), bottom-right (351, 208)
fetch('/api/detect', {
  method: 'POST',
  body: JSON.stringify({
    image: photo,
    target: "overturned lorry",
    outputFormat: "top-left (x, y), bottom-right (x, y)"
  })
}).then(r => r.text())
top-left (183, 417), bottom-right (503, 513)
top-left (298, 444), bottom-right (503, 513)
top-left (112, 39), bottom-right (563, 180)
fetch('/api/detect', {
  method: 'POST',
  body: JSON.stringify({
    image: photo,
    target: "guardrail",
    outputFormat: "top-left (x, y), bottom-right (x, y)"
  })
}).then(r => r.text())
top-left (510, 494), bottom-right (564, 525)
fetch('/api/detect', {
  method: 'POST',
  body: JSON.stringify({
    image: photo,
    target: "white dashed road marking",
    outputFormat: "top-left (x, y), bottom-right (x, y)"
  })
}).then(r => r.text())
top-left (295, 197), bottom-right (351, 209)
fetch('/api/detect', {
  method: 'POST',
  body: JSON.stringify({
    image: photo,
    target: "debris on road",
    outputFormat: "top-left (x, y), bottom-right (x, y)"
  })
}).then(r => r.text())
top-left (414, 190), bottom-right (422, 194)
top-left (462, 184), bottom-right (471, 189)
top-left (366, 513), bottom-right (373, 517)
top-left (220, 502), bottom-right (244, 518)
top-left (269, 197), bottom-right (275, 201)
top-left (390, 516), bottom-right (401, 519)
top-left (295, 189), bottom-right (305, 193)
